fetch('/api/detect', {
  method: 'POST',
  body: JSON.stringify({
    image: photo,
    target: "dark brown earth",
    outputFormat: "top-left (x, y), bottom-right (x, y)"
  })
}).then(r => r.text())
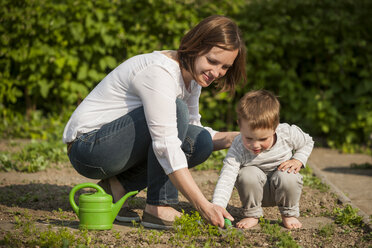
top-left (0, 140), bottom-right (371, 247)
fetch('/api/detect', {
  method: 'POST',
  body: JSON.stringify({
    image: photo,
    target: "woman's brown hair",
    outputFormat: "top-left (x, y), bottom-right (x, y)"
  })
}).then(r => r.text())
top-left (177, 15), bottom-right (246, 93)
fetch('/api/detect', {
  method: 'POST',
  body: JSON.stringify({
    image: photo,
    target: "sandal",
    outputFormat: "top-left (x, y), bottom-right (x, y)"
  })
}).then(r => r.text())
top-left (97, 179), bottom-right (140, 223)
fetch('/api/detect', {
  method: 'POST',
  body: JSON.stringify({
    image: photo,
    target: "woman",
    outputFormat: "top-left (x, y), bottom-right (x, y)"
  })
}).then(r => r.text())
top-left (63, 15), bottom-right (246, 229)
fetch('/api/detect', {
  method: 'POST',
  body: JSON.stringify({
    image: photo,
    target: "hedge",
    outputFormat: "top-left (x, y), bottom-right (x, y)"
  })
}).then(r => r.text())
top-left (236, 0), bottom-right (372, 151)
top-left (1, 0), bottom-right (371, 151)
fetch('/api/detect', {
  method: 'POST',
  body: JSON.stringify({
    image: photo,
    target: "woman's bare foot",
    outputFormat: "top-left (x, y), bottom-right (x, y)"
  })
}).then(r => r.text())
top-left (145, 204), bottom-right (182, 222)
top-left (236, 217), bottom-right (259, 229)
top-left (282, 216), bottom-right (302, 229)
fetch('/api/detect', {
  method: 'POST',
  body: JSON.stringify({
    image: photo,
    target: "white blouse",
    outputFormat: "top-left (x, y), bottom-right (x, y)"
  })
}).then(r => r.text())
top-left (63, 51), bottom-right (216, 175)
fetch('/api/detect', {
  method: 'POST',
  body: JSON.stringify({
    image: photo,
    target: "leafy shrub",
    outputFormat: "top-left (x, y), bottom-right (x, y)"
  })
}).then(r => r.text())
top-left (236, 0), bottom-right (372, 151)
top-left (1, 0), bottom-right (371, 151)
top-left (0, 0), bottom-right (244, 114)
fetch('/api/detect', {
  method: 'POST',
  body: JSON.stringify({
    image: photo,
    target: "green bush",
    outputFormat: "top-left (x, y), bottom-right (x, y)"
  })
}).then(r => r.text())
top-left (1, 0), bottom-right (371, 151)
top-left (236, 0), bottom-right (372, 151)
top-left (0, 0), bottom-right (244, 115)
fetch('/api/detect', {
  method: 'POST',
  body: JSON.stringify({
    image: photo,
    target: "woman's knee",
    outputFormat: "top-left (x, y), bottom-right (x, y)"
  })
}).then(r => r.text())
top-left (197, 128), bottom-right (213, 156)
top-left (184, 126), bottom-right (213, 166)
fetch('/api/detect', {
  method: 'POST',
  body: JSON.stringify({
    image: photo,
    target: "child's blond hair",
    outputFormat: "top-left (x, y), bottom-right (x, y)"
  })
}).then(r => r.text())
top-left (236, 90), bottom-right (280, 130)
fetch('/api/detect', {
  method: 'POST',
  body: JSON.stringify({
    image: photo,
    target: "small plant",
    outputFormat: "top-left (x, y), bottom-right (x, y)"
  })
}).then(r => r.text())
top-left (0, 153), bottom-right (17, 172)
top-left (301, 166), bottom-right (329, 192)
top-left (171, 210), bottom-right (245, 247)
top-left (147, 229), bottom-right (165, 244)
top-left (318, 223), bottom-right (335, 239)
top-left (1, 210), bottom-right (95, 247)
top-left (333, 204), bottom-right (363, 227)
top-left (259, 217), bottom-right (300, 248)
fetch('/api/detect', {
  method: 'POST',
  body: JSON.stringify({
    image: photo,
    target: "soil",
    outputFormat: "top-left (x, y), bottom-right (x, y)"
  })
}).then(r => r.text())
top-left (0, 140), bottom-right (371, 247)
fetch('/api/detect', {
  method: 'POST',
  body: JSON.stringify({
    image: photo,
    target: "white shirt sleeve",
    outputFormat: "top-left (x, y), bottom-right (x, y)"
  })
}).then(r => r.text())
top-left (131, 65), bottom-right (188, 175)
top-left (212, 136), bottom-right (242, 208)
top-left (186, 82), bottom-right (217, 138)
top-left (288, 124), bottom-right (314, 166)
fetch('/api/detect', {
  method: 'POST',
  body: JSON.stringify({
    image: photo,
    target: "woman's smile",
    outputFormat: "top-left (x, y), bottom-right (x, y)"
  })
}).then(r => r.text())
top-left (193, 46), bottom-right (238, 88)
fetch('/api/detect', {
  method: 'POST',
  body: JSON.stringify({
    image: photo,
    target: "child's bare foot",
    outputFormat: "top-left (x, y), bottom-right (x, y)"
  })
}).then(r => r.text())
top-left (236, 217), bottom-right (259, 229)
top-left (282, 216), bottom-right (302, 229)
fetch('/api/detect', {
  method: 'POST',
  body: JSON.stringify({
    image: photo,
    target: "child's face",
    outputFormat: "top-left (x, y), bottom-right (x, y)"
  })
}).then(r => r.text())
top-left (240, 120), bottom-right (276, 155)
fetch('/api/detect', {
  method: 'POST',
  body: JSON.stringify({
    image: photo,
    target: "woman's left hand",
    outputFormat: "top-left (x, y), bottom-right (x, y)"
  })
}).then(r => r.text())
top-left (212, 131), bottom-right (239, 151)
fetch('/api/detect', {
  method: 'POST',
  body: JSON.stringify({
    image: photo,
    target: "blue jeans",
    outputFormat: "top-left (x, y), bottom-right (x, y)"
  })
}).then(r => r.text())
top-left (68, 99), bottom-right (213, 205)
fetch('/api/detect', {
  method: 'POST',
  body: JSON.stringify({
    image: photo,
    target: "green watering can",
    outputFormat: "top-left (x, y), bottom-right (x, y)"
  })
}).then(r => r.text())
top-left (69, 182), bottom-right (138, 230)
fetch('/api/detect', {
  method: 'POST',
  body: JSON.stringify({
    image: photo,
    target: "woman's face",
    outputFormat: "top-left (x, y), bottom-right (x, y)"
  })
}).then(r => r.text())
top-left (193, 46), bottom-right (238, 87)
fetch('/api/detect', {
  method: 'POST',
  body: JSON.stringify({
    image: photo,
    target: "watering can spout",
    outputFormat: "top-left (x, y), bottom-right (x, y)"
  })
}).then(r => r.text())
top-left (112, 190), bottom-right (138, 223)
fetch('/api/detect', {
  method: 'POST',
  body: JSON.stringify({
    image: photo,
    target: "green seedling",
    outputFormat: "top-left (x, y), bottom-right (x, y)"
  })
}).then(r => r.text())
top-left (302, 166), bottom-right (329, 192)
top-left (259, 217), bottom-right (300, 248)
top-left (318, 223), bottom-right (335, 239)
top-left (171, 210), bottom-right (245, 247)
top-left (333, 204), bottom-right (363, 227)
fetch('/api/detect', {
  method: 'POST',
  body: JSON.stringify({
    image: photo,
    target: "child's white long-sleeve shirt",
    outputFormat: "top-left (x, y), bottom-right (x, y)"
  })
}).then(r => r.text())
top-left (212, 123), bottom-right (314, 208)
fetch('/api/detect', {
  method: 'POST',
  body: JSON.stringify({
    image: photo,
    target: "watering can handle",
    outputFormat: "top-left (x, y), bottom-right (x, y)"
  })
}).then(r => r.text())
top-left (69, 182), bottom-right (106, 216)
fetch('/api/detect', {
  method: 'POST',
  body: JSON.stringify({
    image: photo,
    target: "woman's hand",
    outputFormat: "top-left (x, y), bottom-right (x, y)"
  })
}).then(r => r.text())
top-left (212, 131), bottom-right (239, 151)
top-left (198, 201), bottom-right (234, 227)
top-left (168, 168), bottom-right (233, 227)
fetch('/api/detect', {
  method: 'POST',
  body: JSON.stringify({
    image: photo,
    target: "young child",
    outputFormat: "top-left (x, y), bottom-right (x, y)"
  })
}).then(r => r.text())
top-left (212, 89), bottom-right (314, 229)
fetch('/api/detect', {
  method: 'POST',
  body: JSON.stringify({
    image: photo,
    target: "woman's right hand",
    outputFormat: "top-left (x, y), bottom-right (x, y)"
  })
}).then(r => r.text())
top-left (199, 201), bottom-right (234, 227)
top-left (168, 168), bottom-right (234, 227)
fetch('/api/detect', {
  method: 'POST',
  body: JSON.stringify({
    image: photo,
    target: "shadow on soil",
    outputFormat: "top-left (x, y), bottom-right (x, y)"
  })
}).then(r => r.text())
top-left (0, 183), bottom-right (149, 212)
top-left (37, 219), bottom-right (80, 229)
top-left (0, 183), bottom-right (74, 211)
top-left (323, 166), bottom-right (372, 177)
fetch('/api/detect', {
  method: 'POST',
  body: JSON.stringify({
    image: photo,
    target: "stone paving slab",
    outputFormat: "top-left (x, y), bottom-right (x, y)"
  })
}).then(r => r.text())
top-left (308, 148), bottom-right (372, 230)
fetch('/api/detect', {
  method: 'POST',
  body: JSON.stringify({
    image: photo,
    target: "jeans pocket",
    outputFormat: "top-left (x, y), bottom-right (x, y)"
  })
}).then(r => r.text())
top-left (71, 156), bottom-right (108, 179)
top-left (79, 130), bottom-right (98, 144)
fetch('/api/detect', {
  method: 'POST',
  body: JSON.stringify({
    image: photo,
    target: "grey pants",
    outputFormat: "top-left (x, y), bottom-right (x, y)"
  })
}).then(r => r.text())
top-left (236, 166), bottom-right (303, 218)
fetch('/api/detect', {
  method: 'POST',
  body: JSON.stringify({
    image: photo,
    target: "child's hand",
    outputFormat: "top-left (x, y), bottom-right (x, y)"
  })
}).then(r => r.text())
top-left (278, 159), bottom-right (302, 174)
